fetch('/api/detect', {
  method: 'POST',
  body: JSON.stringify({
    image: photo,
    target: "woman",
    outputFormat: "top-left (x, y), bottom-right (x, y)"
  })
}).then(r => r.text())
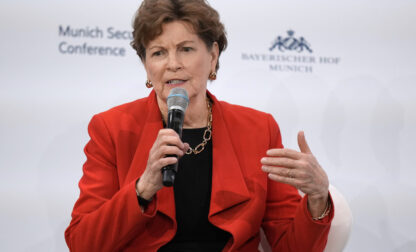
top-left (65, 0), bottom-right (333, 251)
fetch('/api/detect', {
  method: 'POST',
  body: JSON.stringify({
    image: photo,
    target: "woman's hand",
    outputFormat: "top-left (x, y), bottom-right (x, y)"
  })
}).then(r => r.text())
top-left (261, 131), bottom-right (329, 218)
top-left (136, 129), bottom-right (189, 200)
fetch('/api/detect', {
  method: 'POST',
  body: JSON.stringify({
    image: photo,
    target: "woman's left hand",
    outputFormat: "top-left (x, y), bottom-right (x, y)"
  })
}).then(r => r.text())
top-left (261, 131), bottom-right (329, 218)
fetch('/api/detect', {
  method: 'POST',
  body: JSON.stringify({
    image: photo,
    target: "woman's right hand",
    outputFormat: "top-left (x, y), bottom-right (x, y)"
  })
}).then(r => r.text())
top-left (136, 129), bottom-right (189, 200)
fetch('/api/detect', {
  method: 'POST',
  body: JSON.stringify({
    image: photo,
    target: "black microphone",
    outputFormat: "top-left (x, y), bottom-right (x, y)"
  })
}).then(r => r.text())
top-left (162, 87), bottom-right (189, 186)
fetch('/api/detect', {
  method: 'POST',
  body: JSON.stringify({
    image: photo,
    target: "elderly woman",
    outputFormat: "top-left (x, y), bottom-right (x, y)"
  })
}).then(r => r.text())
top-left (65, 0), bottom-right (333, 251)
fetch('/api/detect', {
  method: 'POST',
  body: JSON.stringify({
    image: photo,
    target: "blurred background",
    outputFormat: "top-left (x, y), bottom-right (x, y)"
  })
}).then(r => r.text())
top-left (1, 0), bottom-right (415, 251)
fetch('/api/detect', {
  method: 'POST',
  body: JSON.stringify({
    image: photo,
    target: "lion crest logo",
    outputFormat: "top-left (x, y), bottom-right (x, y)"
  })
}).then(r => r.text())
top-left (269, 30), bottom-right (313, 53)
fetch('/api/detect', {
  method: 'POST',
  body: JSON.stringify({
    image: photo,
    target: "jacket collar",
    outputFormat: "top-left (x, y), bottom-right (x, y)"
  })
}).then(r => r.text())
top-left (207, 91), bottom-right (250, 217)
top-left (127, 90), bottom-right (176, 220)
top-left (128, 90), bottom-right (250, 220)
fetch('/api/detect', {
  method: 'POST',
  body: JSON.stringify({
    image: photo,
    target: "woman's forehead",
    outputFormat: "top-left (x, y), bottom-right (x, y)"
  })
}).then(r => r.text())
top-left (147, 21), bottom-right (200, 48)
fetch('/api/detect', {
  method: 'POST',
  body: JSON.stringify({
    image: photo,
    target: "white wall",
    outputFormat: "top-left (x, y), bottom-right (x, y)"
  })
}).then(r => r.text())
top-left (1, 0), bottom-right (415, 251)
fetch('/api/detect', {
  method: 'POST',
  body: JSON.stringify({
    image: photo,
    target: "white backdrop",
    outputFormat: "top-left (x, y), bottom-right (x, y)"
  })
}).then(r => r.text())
top-left (1, 0), bottom-right (415, 251)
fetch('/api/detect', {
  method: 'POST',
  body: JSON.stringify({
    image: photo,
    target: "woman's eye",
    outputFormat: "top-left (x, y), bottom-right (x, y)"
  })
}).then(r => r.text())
top-left (182, 47), bottom-right (193, 52)
top-left (152, 51), bottom-right (163, 57)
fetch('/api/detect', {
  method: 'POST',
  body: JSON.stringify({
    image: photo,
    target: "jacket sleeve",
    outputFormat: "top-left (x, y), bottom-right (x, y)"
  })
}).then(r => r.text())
top-left (65, 114), bottom-right (157, 252)
top-left (261, 115), bottom-right (334, 252)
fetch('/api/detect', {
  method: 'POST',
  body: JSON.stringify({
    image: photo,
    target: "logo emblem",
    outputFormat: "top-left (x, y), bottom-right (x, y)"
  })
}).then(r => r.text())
top-left (269, 30), bottom-right (313, 53)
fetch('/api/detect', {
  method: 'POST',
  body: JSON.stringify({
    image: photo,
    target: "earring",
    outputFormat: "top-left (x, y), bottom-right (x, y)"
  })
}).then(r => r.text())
top-left (145, 80), bottom-right (153, 88)
top-left (208, 72), bottom-right (217, 80)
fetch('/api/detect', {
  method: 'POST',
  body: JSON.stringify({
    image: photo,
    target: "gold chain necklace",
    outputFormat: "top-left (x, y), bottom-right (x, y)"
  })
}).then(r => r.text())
top-left (185, 99), bottom-right (212, 155)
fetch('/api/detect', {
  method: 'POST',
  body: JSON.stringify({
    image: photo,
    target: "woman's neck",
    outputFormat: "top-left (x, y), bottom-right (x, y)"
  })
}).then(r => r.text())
top-left (158, 92), bottom-right (209, 129)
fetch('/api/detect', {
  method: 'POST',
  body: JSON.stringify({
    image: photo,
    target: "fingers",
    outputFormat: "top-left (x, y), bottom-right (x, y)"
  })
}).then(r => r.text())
top-left (264, 131), bottom-right (313, 160)
top-left (266, 148), bottom-right (302, 159)
top-left (261, 132), bottom-right (328, 197)
top-left (261, 156), bottom-right (299, 168)
top-left (157, 129), bottom-right (186, 150)
top-left (151, 156), bottom-right (179, 168)
top-left (264, 166), bottom-right (312, 191)
top-left (158, 145), bottom-right (186, 158)
top-left (147, 129), bottom-right (187, 170)
top-left (183, 142), bottom-right (190, 153)
top-left (150, 129), bottom-right (186, 155)
top-left (140, 129), bottom-right (187, 197)
top-left (267, 173), bottom-right (302, 188)
top-left (297, 131), bottom-right (312, 154)
top-left (262, 165), bottom-right (305, 179)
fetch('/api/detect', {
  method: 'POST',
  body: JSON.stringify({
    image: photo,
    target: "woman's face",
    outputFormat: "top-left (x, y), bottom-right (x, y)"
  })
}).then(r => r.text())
top-left (144, 20), bottom-right (219, 105)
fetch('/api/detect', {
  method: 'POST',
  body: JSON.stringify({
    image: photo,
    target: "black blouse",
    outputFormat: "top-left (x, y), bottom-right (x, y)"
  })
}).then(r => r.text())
top-left (158, 127), bottom-right (230, 251)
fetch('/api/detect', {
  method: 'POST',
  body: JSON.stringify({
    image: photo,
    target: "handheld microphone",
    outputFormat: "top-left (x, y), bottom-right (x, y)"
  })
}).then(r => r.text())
top-left (162, 87), bottom-right (189, 186)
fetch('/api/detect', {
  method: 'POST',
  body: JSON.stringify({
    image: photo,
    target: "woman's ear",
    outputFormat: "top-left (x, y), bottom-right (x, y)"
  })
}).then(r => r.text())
top-left (210, 42), bottom-right (219, 72)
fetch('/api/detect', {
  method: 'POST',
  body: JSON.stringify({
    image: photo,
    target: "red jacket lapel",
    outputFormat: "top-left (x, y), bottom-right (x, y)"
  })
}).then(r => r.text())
top-left (126, 90), bottom-right (176, 221)
top-left (208, 92), bottom-right (251, 217)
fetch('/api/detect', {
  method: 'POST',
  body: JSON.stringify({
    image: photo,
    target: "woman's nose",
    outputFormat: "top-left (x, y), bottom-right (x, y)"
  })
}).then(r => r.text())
top-left (167, 54), bottom-right (183, 71)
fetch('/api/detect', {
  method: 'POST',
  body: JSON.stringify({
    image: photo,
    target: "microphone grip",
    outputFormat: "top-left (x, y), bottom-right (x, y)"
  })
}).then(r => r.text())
top-left (162, 109), bottom-right (184, 187)
top-left (162, 165), bottom-right (176, 187)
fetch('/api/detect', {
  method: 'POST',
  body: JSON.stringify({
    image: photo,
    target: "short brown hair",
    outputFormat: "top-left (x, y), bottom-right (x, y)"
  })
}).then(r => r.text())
top-left (131, 0), bottom-right (227, 71)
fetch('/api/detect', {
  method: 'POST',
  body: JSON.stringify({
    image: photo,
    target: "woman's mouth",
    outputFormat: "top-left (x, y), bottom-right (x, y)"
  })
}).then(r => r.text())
top-left (166, 79), bottom-right (187, 85)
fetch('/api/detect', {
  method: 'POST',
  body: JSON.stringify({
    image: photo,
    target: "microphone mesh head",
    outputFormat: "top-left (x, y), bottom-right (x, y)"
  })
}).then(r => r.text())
top-left (167, 88), bottom-right (189, 112)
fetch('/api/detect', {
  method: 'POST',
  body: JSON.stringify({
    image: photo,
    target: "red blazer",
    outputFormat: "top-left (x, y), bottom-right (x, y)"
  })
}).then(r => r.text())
top-left (65, 91), bottom-right (333, 251)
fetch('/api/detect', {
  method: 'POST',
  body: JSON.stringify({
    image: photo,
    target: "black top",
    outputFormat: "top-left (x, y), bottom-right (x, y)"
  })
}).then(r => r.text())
top-left (158, 127), bottom-right (230, 252)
